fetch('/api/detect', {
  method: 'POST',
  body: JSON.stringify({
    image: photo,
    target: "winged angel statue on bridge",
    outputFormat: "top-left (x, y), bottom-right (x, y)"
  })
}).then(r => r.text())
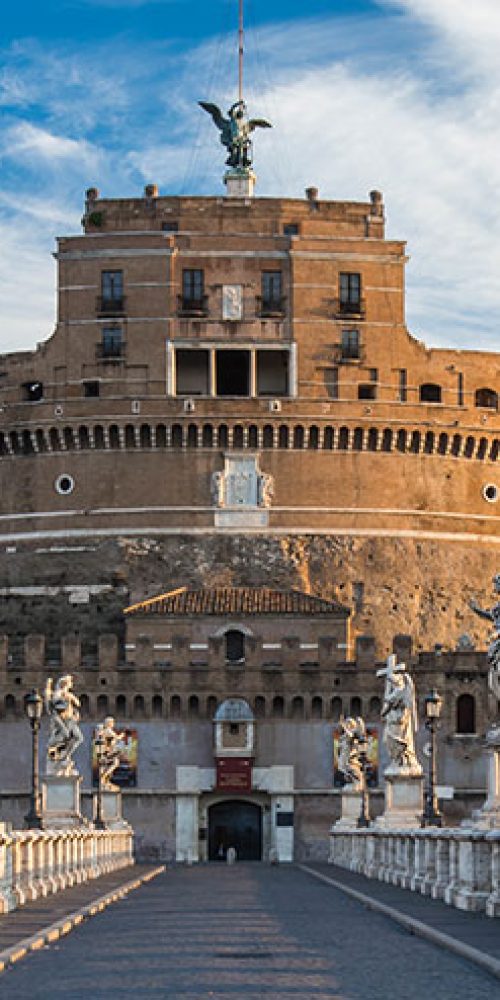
top-left (199, 100), bottom-right (272, 170)
top-left (470, 573), bottom-right (500, 701)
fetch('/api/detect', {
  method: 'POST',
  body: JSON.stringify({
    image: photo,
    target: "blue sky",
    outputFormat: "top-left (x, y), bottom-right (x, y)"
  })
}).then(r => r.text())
top-left (2, 0), bottom-right (500, 354)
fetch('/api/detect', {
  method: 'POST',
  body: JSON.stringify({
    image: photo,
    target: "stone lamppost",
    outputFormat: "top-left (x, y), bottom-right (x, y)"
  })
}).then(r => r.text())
top-left (421, 689), bottom-right (443, 827)
top-left (24, 689), bottom-right (44, 829)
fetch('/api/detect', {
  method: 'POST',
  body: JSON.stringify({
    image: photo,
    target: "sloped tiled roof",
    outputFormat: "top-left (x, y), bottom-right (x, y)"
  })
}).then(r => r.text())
top-left (124, 586), bottom-right (349, 617)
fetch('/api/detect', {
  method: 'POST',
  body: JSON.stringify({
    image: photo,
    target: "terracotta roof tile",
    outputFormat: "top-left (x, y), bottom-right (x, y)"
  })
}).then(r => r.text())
top-left (124, 586), bottom-right (349, 618)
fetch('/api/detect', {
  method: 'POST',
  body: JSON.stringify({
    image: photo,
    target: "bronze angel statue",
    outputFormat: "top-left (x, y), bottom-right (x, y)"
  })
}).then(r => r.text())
top-left (199, 99), bottom-right (271, 169)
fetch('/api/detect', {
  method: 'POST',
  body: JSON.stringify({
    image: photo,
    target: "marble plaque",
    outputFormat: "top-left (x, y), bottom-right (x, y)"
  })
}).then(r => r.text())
top-left (222, 285), bottom-right (243, 321)
top-left (215, 509), bottom-right (268, 528)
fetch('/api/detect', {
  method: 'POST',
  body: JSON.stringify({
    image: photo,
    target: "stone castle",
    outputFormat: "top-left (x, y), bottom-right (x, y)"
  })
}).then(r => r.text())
top-left (0, 136), bottom-right (498, 859)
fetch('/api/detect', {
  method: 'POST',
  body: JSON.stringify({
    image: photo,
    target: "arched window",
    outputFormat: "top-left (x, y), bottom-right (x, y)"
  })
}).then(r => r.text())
top-left (382, 429), bottom-right (392, 453)
top-left (170, 695), bottom-right (181, 719)
top-left (225, 630), bottom-right (245, 664)
top-left (338, 427), bottom-right (349, 451)
top-left (187, 423), bottom-right (198, 448)
top-left (278, 425), bottom-right (289, 449)
top-left (49, 427), bottom-right (61, 451)
top-left (188, 695), bottom-right (199, 718)
top-left (172, 424), bottom-right (183, 448)
top-left (206, 695), bottom-right (218, 719)
top-left (140, 424), bottom-right (152, 448)
top-left (124, 424), bottom-right (136, 449)
top-left (331, 696), bottom-right (343, 722)
top-left (464, 436), bottom-right (475, 459)
top-left (97, 694), bottom-right (108, 719)
top-left (263, 424), bottom-right (274, 448)
top-left (456, 693), bottom-right (475, 734)
top-left (451, 433), bottom-right (462, 457)
top-left (22, 430), bottom-right (34, 455)
top-left (254, 695), bottom-right (266, 719)
top-left (475, 388), bottom-right (498, 410)
top-left (477, 437), bottom-right (488, 460)
top-left (410, 430), bottom-right (420, 454)
top-left (293, 425), bottom-right (304, 449)
top-left (396, 429), bottom-right (406, 453)
top-left (64, 426), bottom-right (76, 450)
top-left (94, 425), bottom-right (105, 449)
top-left (0, 433), bottom-right (8, 456)
top-left (80, 694), bottom-right (90, 719)
top-left (156, 424), bottom-right (167, 448)
top-left (350, 696), bottom-right (362, 716)
top-left (438, 432), bottom-right (448, 456)
top-left (152, 695), bottom-right (163, 718)
top-left (424, 431), bottom-right (434, 455)
top-left (4, 694), bottom-right (16, 717)
top-left (368, 696), bottom-right (381, 719)
top-left (367, 428), bottom-right (378, 452)
top-left (248, 425), bottom-right (258, 448)
top-left (233, 424), bottom-right (244, 448)
top-left (308, 426), bottom-right (319, 449)
top-left (272, 695), bottom-right (284, 718)
top-left (109, 424), bottom-right (120, 449)
top-left (291, 696), bottom-right (304, 719)
top-left (323, 427), bottom-right (334, 450)
top-left (78, 425), bottom-right (90, 450)
top-left (133, 694), bottom-right (145, 719)
top-left (353, 428), bottom-right (363, 451)
top-left (490, 439), bottom-right (499, 461)
top-left (115, 694), bottom-right (127, 718)
top-left (202, 423), bottom-right (213, 448)
top-left (218, 424), bottom-right (228, 448)
top-left (311, 696), bottom-right (323, 719)
top-left (420, 383), bottom-right (442, 403)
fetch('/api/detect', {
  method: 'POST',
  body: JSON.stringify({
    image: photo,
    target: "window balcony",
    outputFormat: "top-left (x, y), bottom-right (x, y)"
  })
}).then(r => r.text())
top-left (177, 295), bottom-right (208, 317)
top-left (256, 296), bottom-right (286, 318)
top-left (334, 343), bottom-right (364, 363)
top-left (95, 341), bottom-right (126, 363)
top-left (334, 298), bottom-right (366, 319)
top-left (96, 296), bottom-right (126, 316)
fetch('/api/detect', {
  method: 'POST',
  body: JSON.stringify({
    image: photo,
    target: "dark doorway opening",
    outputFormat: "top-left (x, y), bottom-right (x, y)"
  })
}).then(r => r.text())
top-left (208, 799), bottom-right (262, 861)
top-left (216, 351), bottom-right (249, 396)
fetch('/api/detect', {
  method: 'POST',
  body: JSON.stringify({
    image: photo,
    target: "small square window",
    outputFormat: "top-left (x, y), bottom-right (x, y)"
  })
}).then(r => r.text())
top-left (83, 380), bottom-right (100, 398)
top-left (162, 221), bottom-right (178, 232)
top-left (283, 223), bottom-right (299, 236)
top-left (358, 384), bottom-right (377, 400)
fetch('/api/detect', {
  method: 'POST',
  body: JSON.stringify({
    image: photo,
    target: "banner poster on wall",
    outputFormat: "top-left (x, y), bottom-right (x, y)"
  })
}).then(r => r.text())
top-left (333, 726), bottom-right (379, 788)
top-left (91, 728), bottom-right (138, 788)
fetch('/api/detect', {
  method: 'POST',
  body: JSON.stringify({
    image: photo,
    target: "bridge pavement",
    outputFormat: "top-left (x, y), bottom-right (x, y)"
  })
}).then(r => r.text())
top-left (0, 864), bottom-right (497, 999)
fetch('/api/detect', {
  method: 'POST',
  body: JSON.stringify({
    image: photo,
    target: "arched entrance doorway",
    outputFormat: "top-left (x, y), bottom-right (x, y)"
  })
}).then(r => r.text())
top-left (208, 800), bottom-right (262, 861)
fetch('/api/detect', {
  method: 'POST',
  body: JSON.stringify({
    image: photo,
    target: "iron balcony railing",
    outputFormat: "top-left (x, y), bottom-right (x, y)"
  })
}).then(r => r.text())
top-left (96, 296), bottom-right (126, 316)
top-left (177, 294), bottom-right (209, 317)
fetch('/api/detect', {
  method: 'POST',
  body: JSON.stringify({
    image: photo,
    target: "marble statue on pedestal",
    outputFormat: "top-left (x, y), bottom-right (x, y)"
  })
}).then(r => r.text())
top-left (470, 573), bottom-right (500, 701)
top-left (377, 655), bottom-right (421, 775)
top-left (338, 716), bottom-right (366, 789)
top-left (44, 674), bottom-right (83, 776)
top-left (95, 716), bottom-right (126, 790)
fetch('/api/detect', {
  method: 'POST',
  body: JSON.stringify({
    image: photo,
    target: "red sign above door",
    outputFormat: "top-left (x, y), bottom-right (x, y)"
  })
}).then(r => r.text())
top-left (216, 757), bottom-right (253, 792)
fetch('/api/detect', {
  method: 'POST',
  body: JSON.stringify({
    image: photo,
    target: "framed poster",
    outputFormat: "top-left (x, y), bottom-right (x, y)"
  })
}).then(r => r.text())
top-left (333, 726), bottom-right (379, 788)
top-left (91, 727), bottom-right (138, 788)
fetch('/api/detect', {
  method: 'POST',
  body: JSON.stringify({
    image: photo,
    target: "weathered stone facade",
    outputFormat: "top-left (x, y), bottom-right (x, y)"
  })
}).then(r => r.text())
top-left (0, 183), bottom-right (498, 858)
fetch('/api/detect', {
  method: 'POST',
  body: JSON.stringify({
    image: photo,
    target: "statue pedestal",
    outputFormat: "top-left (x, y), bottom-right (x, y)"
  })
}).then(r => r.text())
top-left (332, 788), bottom-right (363, 831)
top-left (374, 770), bottom-right (423, 829)
top-left (465, 730), bottom-right (500, 829)
top-left (93, 789), bottom-right (128, 830)
top-left (224, 169), bottom-right (256, 199)
top-left (41, 773), bottom-right (83, 829)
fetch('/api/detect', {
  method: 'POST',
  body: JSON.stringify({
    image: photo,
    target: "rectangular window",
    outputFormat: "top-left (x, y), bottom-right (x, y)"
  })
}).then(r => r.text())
top-left (101, 325), bottom-right (123, 358)
top-left (83, 380), bottom-right (100, 398)
top-left (339, 272), bottom-right (361, 312)
top-left (341, 329), bottom-right (360, 360)
top-left (261, 271), bottom-right (283, 313)
top-left (369, 368), bottom-right (378, 383)
top-left (358, 383), bottom-right (376, 400)
top-left (181, 269), bottom-right (205, 312)
top-left (162, 221), bottom-right (178, 232)
top-left (457, 372), bottom-right (464, 406)
top-left (399, 368), bottom-right (407, 402)
top-left (324, 367), bottom-right (339, 400)
top-left (283, 223), bottom-right (299, 236)
top-left (101, 271), bottom-right (123, 310)
top-left (176, 349), bottom-right (209, 395)
top-left (256, 350), bottom-right (289, 396)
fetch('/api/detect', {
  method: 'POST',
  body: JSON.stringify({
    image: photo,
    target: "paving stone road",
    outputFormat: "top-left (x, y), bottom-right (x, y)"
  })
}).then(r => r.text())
top-left (0, 865), bottom-right (498, 1000)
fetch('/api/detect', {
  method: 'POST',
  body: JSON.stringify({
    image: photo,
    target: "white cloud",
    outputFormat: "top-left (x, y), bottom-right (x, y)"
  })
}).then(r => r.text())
top-left (3, 122), bottom-right (99, 170)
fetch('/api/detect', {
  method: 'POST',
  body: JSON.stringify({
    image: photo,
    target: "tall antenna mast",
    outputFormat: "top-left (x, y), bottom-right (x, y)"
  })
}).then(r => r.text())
top-left (238, 0), bottom-right (244, 103)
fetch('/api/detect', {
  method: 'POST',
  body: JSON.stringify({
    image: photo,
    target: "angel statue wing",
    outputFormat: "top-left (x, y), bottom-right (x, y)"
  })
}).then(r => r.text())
top-left (198, 102), bottom-right (227, 131)
top-left (44, 677), bottom-right (53, 714)
top-left (248, 118), bottom-right (272, 131)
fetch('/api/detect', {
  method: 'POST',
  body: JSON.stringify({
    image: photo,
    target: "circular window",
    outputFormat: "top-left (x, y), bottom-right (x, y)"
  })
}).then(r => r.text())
top-left (55, 474), bottom-right (75, 495)
top-left (483, 483), bottom-right (498, 503)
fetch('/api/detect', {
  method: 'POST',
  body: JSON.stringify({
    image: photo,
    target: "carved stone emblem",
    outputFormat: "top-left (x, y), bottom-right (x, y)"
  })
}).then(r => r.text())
top-left (211, 455), bottom-right (274, 509)
top-left (222, 285), bottom-right (243, 321)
